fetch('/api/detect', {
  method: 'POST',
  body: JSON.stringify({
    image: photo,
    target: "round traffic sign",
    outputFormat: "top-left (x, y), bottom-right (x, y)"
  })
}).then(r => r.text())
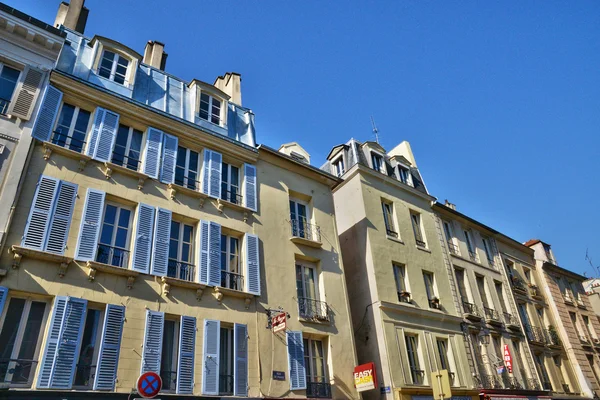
top-left (137, 371), bottom-right (162, 398)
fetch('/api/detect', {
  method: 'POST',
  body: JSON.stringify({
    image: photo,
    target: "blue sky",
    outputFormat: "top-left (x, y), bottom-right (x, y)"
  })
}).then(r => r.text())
top-left (14, 0), bottom-right (600, 276)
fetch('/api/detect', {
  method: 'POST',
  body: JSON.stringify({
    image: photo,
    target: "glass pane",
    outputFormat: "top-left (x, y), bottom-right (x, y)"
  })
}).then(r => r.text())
top-left (229, 238), bottom-right (239, 273)
top-left (0, 66), bottom-right (20, 102)
top-left (181, 243), bottom-right (190, 263)
top-left (176, 147), bottom-right (186, 168)
top-left (304, 267), bottom-right (316, 299)
top-left (114, 228), bottom-right (128, 248)
top-left (128, 130), bottom-right (143, 167)
top-left (188, 151), bottom-right (199, 173)
top-left (0, 298), bottom-right (25, 359)
top-left (296, 265), bottom-right (304, 299)
top-left (98, 51), bottom-right (115, 79)
top-left (54, 104), bottom-right (76, 146)
top-left (160, 320), bottom-right (176, 389)
top-left (118, 209), bottom-right (131, 228)
top-left (183, 225), bottom-right (193, 243)
top-left (199, 93), bottom-right (210, 120)
top-left (104, 205), bottom-right (117, 225)
top-left (71, 109), bottom-right (90, 152)
top-left (231, 166), bottom-right (239, 187)
top-left (16, 301), bottom-right (46, 360)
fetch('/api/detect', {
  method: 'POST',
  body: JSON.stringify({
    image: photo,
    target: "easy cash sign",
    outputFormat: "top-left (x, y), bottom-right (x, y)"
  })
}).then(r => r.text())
top-left (354, 362), bottom-right (377, 392)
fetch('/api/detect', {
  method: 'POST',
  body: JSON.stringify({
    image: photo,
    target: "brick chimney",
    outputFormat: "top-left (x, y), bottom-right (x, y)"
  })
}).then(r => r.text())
top-left (214, 73), bottom-right (242, 106)
top-left (54, 0), bottom-right (89, 34)
top-left (143, 41), bottom-right (168, 71)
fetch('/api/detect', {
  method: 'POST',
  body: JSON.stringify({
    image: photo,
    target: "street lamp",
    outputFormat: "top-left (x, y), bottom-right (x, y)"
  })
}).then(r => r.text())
top-left (478, 329), bottom-right (490, 345)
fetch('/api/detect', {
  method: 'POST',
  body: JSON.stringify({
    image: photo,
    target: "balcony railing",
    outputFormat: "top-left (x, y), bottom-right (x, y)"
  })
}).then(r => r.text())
top-left (221, 188), bottom-right (242, 205)
top-left (220, 270), bottom-right (244, 291)
top-left (219, 374), bottom-right (234, 395)
top-left (447, 241), bottom-right (459, 255)
top-left (503, 312), bottom-right (520, 327)
top-left (397, 290), bottom-right (411, 303)
top-left (290, 219), bottom-right (321, 242)
top-left (525, 325), bottom-right (547, 343)
top-left (511, 275), bottom-right (527, 292)
top-left (462, 300), bottom-right (481, 317)
top-left (50, 130), bottom-right (86, 153)
top-left (525, 377), bottom-right (541, 391)
top-left (468, 251), bottom-right (479, 263)
top-left (483, 307), bottom-right (499, 321)
top-left (307, 379), bottom-right (332, 398)
top-left (111, 151), bottom-right (141, 172)
top-left (410, 368), bottom-right (425, 385)
top-left (160, 370), bottom-right (177, 391)
top-left (546, 326), bottom-right (562, 346)
top-left (174, 170), bottom-right (201, 191)
top-left (0, 98), bottom-right (10, 115)
top-left (73, 363), bottom-right (96, 388)
top-left (167, 259), bottom-right (195, 282)
top-left (0, 359), bottom-right (37, 387)
top-left (502, 376), bottom-right (523, 390)
top-left (298, 297), bottom-right (329, 321)
top-left (96, 244), bottom-right (130, 268)
top-left (479, 374), bottom-right (503, 389)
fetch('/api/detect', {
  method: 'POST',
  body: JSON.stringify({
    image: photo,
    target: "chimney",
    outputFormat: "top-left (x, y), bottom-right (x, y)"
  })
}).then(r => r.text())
top-left (214, 73), bottom-right (242, 105)
top-left (444, 199), bottom-right (456, 210)
top-left (143, 41), bottom-right (168, 71)
top-left (54, 0), bottom-right (89, 34)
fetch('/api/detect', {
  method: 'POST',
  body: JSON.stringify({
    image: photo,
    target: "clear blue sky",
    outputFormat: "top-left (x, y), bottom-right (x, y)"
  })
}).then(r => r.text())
top-left (14, 0), bottom-right (600, 276)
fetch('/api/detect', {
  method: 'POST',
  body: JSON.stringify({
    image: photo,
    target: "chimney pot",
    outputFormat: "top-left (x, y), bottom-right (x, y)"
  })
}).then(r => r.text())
top-left (54, 0), bottom-right (88, 34)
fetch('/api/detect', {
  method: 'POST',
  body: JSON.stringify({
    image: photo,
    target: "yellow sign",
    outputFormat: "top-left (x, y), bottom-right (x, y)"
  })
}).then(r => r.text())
top-left (431, 370), bottom-right (452, 400)
top-left (353, 362), bottom-right (376, 392)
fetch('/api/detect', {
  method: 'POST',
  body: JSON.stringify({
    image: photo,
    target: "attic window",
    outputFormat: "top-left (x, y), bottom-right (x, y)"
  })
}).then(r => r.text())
top-left (199, 92), bottom-right (222, 125)
top-left (98, 49), bottom-right (130, 85)
top-left (397, 164), bottom-right (413, 186)
top-left (370, 151), bottom-right (384, 174)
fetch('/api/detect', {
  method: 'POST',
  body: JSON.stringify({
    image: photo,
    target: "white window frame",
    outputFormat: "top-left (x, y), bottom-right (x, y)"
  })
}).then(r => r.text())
top-left (73, 306), bottom-right (105, 389)
top-left (404, 333), bottom-right (426, 385)
top-left (396, 163), bottom-right (413, 186)
top-left (0, 62), bottom-right (21, 112)
top-left (443, 220), bottom-right (459, 255)
top-left (170, 220), bottom-right (194, 263)
top-left (423, 271), bottom-right (437, 302)
top-left (221, 162), bottom-right (240, 204)
top-left (198, 91), bottom-right (223, 126)
top-left (161, 317), bottom-right (180, 391)
top-left (220, 234), bottom-right (242, 291)
top-left (175, 146), bottom-right (201, 189)
top-left (112, 124), bottom-right (144, 169)
top-left (370, 150), bottom-right (385, 174)
top-left (296, 262), bottom-right (320, 301)
top-left (303, 337), bottom-right (328, 383)
top-left (53, 103), bottom-right (93, 152)
top-left (97, 49), bottom-right (130, 86)
top-left (100, 202), bottom-right (134, 252)
top-left (454, 267), bottom-right (472, 302)
top-left (330, 153), bottom-right (345, 177)
top-left (290, 198), bottom-right (313, 239)
top-left (481, 237), bottom-right (494, 263)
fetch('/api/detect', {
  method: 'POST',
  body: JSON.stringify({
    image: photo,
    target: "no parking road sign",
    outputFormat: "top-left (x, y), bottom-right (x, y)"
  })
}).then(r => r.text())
top-left (137, 371), bottom-right (162, 398)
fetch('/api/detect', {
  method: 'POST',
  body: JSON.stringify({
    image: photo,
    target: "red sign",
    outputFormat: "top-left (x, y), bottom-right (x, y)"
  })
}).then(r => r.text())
top-left (137, 371), bottom-right (162, 398)
top-left (503, 344), bottom-right (513, 373)
top-left (354, 362), bottom-right (377, 392)
top-left (273, 312), bottom-right (287, 333)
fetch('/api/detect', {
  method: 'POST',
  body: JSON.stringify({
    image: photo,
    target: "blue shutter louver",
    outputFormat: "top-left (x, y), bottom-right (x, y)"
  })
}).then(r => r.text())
top-left (234, 323), bottom-right (248, 397)
top-left (22, 175), bottom-right (60, 250)
top-left (245, 234), bottom-right (260, 296)
top-left (202, 319), bottom-right (220, 395)
top-left (45, 181), bottom-right (77, 254)
top-left (0, 286), bottom-right (8, 317)
top-left (93, 109), bottom-right (120, 162)
top-left (201, 149), bottom-right (222, 198)
top-left (177, 316), bottom-right (196, 394)
top-left (208, 221), bottom-right (221, 286)
top-left (132, 204), bottom-right (155, 273)
top-left (198, 220), bottom-right (209, 284)
top-left (150, 207), bottom-right (172, 276)
top-left (31, 85), bottom-right (62, 142)
top-left (86, 108), bottom-right (105, 157)
top-left (38, 296), bottom-right (67, 388)
top-left (243, 164), bottom-right (257, 212)
top-left (141, 310), bottom-right (164, 374)
top-left (159, 133), bottom-right (178, 184)
top-left (94, 304), bottom-right (125, 390)
top-left (142, 128), bottom-right (163, 179)
top-left (287, 331), bottom-right (306, 390)
top-left (74, 188), bottom-right (106, 261)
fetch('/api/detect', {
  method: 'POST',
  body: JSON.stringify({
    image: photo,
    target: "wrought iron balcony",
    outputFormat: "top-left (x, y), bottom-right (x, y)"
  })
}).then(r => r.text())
top-left (167, 259), bottom-right (195, 282)
top-left (307, 380), bottom-right (332, 398)
top-left (462, 300), bottom-right (481, 317)
top-left (50, 130), bottom-right (87, 153)
top-left (298, 297), bottom-right (329, 321)
top-left (96, 243), bottom-right (130, 268)
top-left (546, 326), bottom-right (562, 347)
top-left (386, 228), bottom-right (399, 238)
top-left (290, 219), bottom-right (321, 242)
top-left (524, 377), bottom-right (541, 391)
top-left (174, 171), bottom-right (201, 191)
top-left (220, 270), bottom-right (244, 291)
top-left (483, 307), bottom-right (500, 321)
top-left (447, 241), bottom-right (459, 255)
top-left (219, 374), bottom-right (234, 395)
top-left (479, 374), bottom-right (503, 389)
top-left (111, 151), bottom-right (141, 172)
top-left (511, 275), bottom-right (528, 292)
top-left (0, 359), bottom-right (37, 387)
top-left (525, 325), bottom-right (547, 343)
top-left (410, 368), bottom-right (425, 385)
top-left (503, 312), bottom-right (520, 327)
top-left (74, 363), bottom-right (96, 388)
top-left (160, 370), bottom-right (177, 391)
top-left (529, 285), bottom-right (543, 299)
top-left (221, 188), bottom-right (242, 205)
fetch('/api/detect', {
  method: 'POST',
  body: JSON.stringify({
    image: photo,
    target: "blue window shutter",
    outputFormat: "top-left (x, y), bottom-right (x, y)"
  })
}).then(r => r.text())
top-left (74, 188), bottom-right (105, 261)
top-left (93, 109), bottom-right (120, 162)
top-left (142, 127), bottom-right (163, 179)
top-left (37, 296), bottom-right (68, 388)
top-left (209, 150), bottom-right (222, 198)
top-left (208, 221), bottom-right (221, 286)
top-left (94, 304), bottom-right (125, 390)
top-left (198, 220), bottom-right (209, 284)
top-left (132, 203), bottom-right (155, 273)
top-left (22, 175), bottom-right (60, 250)
top-left (141, 310), bottom-right (164, 374)
top-left (86, 108), bottom-right (106, 157)
top-left (150, 207), bottom-right (172, 276)
top-left (234, 323), bottom-right (248, 397)
top-left (0, 286), bottom-right (8, 318)
top-left (45, 181), bottom-right (78, 254)
top-left (177, 315), bottom-right (196, 394)
top-left (31, 85), bottom-right (62, 142)
top-left (202, 319), bottom-right (220, 395)
top-left (245, 234), bottom-right (260, 296)
top-left (159, 133), bottom-right (178, 184)
top-left (201, 150), bottom-right (211, 195)
top-left (287, 331), bottom-right (306, 390)
top-left (243, 164), bottom-right (257, 212)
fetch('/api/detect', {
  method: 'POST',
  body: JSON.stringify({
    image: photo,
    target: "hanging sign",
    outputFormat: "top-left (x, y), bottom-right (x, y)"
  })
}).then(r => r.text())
top-left (354, 362), bottom-right (377, 392)
top-left (272, 312), bottom-right (287, 333)
top-left (503, 344), bottom-right (513, 373)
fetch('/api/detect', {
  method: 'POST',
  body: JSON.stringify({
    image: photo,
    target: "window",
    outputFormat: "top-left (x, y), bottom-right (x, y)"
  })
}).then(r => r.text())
top-left (290, 199), bottom-right (313, 240)
top-left (394, 263), bottom-right (409, 302)
top-left (523, 268), bottom-right (532, 284)
top-left (543, 243), bottom-right (553, 263)
top-left (397, 164), bottom-right (412, 185)
top-left (0, 297), bottom-right (48, 387)
top-left (534, 353), bottom-right (552, 390)
top-left (463, 229), bottom-right (478, 262)
top-left (219, 326), bottom-right (234, 395)
top-left (436, 339), bottom-right (456, 385)
top-left (304, 338), bottom-right (327, 384)
top-left (583, 316), bottom-right (597, 340)
top-left (410, 211), bottom-right (426, 247)
top-left (331, 155), bottom-right (345, 177)
top-left (175, 146), bottom-right (200, 190)
top-left (98, 50), bottom-right (130, 85)
top-left (482, 237), bottom-right (494, 265)
top-left (553, 355), bottom-right (569, 391)
top-left (587, 355), bottom-right (600, 388)
top-left (382, 201), bottom-right (398, 238)
top-left (476, 275), bottom-right (490, 309)
top-left (0, 64), bottom-right (20, 114)
top-left (111, 124), bottom-right (143, 171)
top-left (52, 103), bottom-right (91, 153)
top-left (297, 263), bottom-right (327, 320)
top-left (495, 282), bottom-right (508, 314)
top-left (370, 152), bottom-right (384, 173)
top-left (443, 221), bottom-right (459, 255)
top-left (570, 312), bottom-right (587, 341)
top-left (220, 234), bottom-right (241, 290)
top-left (96, 203), bottom-right (133, 268)
top-left (74, 308), bottom-right (103, 388)
top-left (423, 272), bottom-right (438, 307)
top-left (168, 221), bottom-right (195, 281)
top-left (199, 92), bottom-right (222, 125)
top-left (512, 340), bottom-right (527, 380)
top-left (160, 318), bottom-right (179, 391)
top-left (405, 335), bottom-right (424, 384)
top-left (518, 303), bottom-right (531, 326)
top-left (454, 268), bottom-right (469, 301)
top-left (221, 162), bottom-right (240, 204)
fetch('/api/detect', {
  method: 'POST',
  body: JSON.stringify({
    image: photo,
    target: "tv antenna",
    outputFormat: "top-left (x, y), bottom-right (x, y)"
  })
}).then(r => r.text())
top-left (370, 116), bottom-right (380, 144)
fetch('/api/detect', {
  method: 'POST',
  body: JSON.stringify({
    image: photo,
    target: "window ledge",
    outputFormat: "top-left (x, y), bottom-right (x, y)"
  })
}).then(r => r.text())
top-left (161, 276), bottom-right (206, 300)
top-left (168, 183), bottom-right (208, 204)
top-left (213, 286), bottom-right (254, 309)
top-left (42, 142), bottom-right (91, 171)
top-left (11, 245), bottom-right (72, 277)
top-left (290, 236), bottom-right (322, 249)
top-left (299, 316), bottom-right (331, 325)
top-left (416, 245), bottom-right (431, 253)
top-left (85, 260), bottom-right (139, 289)
top-left (103, 162), bottom-right (148, 189)
top-left (387, 235), bottom-right (404, 244)
top-left (464, 313), bottom-right (483, 322)
top-left (215, 198), bottom-right (253, 222)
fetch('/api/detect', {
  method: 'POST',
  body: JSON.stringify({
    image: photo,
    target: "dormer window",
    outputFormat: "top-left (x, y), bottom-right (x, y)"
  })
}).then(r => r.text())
top-left (98, 50), bottom-right (130, 85)
top-left (371, 152), bottom-right (384, 174)
top-left (397, 164), bottom-right (413, 186)
top-left (199, 92), bottom-right (222, 125)
top-left (331, 154), bottom-right (345, 177)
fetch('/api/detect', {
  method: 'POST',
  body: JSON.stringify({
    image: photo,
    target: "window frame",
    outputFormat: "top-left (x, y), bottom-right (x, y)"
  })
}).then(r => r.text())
top-left (463, 229), bottom-right (478, 262)
top-left (396, 163), bottom-right (413, 186)
top-left (220, 233), bottom-right (242, 290)
top-left (410, 211), bottom-right (426, 248)
top-left (198, 91), bottom-right (224, 126)
top-left (97, 202), bottom-right (134, 268)
top-left (331, 153), bottom-right (345, 177)
top-left (381, 200), bottom-right (398, 238)
top-left (221, 162), bottom-right (241, 204)
top-left (160, 317), bottom-right (180, 392)
top-left (393, 263), bottom-right (409, 301)
top-left (112, 124), bottom-right (144, 171)
top-left (175, 146), bottom-right (201, 190)
top-left (52, 102), bottom-right (93, 153)
top-left (296, 262), bottom-right (320, 301)
top-left (405, 334), bottom-right (425, 385)
top-left (443, 220), bottom-right (459, 255)
top-left (169, 220), bottom-right (195, 264)
top-left (423, 271), bottom-right (437, 303)
top-left (73, 306), bottom-right (105, 389)
top-left (481, 236), bottom-right (494, 263)
top-left (219, 325), bottom-right (235, 395)
top-left (303, 337), bottom-right (328, 383)
top-left (0, 62), bottom-right (21, 114)
top-left (97, 49), bottom-right (131, 86)
top-left (370, 150), bottom-right (385, 174)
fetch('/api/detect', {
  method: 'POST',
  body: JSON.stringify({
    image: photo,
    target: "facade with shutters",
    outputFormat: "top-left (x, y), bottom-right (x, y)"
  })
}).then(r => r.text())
top-left (0, 1), bottom-right (358, 399)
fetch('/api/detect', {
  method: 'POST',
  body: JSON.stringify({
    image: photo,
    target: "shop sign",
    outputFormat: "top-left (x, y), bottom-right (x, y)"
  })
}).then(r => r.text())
top-left (354, 362), bottom-right (377, 392)
top-left (503, 344), bottom-right (513, 373)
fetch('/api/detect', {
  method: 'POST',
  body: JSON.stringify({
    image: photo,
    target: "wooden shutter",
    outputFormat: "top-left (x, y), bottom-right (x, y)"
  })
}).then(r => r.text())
top-left (287, 331), bottom-right (306, 390)
top-left (31, 85), bottom-right (62, 141)
top-left (142, 127), bottom-right (163, 179)
top-left (150, 207), bottom-right (172, 276)
top-left (22, 175), bottom-right (59, 250)
top-left (159, 133), bottom-right (178, 184)
top-left (202, 319), bottom-right (220, 395)
top-left (245, 234), bottom-right (260, 295)
top-left (141, 310), bottom-right (164, 374)
top-left (132, 204), bottom-right (155, 273)
top-left (198, 220), bottom-right (209, 284)
top-left (177, 315), bottom-right (196, 394)
top-left (0, 286), bottom-right (7, 318)
top-left (94, 304), bottom-right (125, 390)
top-left (201, 149), bottom-right (222, 198)
top-left (93, 109), bottom-right (120, 162)
top-left (86, 108), bottom-right (105, 157)
top-left (234, 323), bottom-right (248, 396)
top-left (243, 164), bottom-right (257, 211)
top-left (208, 221), bottom-right (221, 286)
top-left (8, 66), bottom-right (44, 120)
top-left (45, 181), bottom-right (78, 254)
top-left (74, 188), bottom-right (106, 261)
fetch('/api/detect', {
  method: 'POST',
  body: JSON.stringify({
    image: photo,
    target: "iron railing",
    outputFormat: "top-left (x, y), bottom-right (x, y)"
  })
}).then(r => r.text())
top-left (0, 98), bottom-right (10, 115)
top-left (479, 374), bottom-right (502, 389)
top-left (529, 285), bottom-right (543, 298)
top-left (386, 228), bottom-right (399, 238)
top-left (0, 359), bottom-right (37, 386)
top-left (221, 270), bottom-right (244, 291)
top-left (546, 326), bottom-right (562, 346)
top-left (447, 241), bottom-right (459, 255)
top-left (74, 363), bottom-right (96, 387)
top-left (415, 238), bottom-right (427, 248)
top-left (174, 170), bottom-right (201, 191)
top-left (96, 244), bottom-right (130, 268)
top-left (462, 300), bottom-right (481, 317)
top-left (511, 275), bottom-right (527, 292)
top-left (502, 376), bottom-right (523, 390)
top-left (298, 297), bottom-right (329, 321)
top-left (468, 251), bottom-right (479, 263)
top-left (290, 219), bottom-right (321, 242)
top-left (111, 151), bottom-right (141, 171)
top-left (525, 378), bottom-right (541, 391)
top-left (410, 368), bottom-right (425, 385)
top-left (167, 260), bottom-right (195, 282)
top-left (160, 370), bottom-right (177, 391)
top-left (525, 325), bottom-right (546, 343)
top-left (503, 312), bottom-right (520, 326)
top-left (484, 307), bottom-right (499, 321)
top-left (221, 188), bottom-right (242, 205)
top-left (219, 374), bottom-right (234, 395)
top-left (50, 130), bottom-right (86, 153)
top-left (307, 380), bottom-right (332, 398)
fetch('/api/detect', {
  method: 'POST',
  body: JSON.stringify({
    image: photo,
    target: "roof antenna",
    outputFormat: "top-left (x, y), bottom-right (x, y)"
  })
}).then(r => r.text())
top-left (370, 116), bottom-right (380, 144)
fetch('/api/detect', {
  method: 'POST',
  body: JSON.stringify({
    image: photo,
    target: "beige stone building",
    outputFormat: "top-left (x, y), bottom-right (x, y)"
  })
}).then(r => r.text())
top-left (0, 1), bottom-right (358, 399)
